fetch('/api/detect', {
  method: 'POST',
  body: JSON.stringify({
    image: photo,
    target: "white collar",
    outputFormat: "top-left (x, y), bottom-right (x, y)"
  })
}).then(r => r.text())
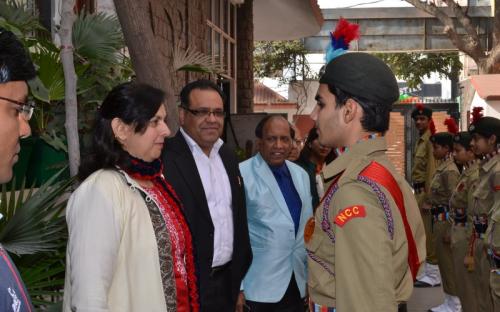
top-left (180, 127), bottom-right (223, 157)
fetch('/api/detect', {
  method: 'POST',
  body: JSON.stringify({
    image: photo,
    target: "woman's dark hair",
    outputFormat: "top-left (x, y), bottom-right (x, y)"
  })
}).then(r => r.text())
top-left (79, 82), bottom-right (165, 180)
top-left (328, 85), bottom-right (391, 133)
top-left (298, 127), bottom-right (335, 164)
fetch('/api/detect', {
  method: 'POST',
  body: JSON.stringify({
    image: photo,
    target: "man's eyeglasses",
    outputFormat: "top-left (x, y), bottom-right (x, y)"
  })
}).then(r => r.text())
top-left (180, 105), bottom-right (226, 118)
top-left (0, 95), bottom-right (35, 120)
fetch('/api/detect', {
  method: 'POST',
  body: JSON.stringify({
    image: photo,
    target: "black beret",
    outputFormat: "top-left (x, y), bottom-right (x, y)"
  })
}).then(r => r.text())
top-left (430, 132), bottom-right (453, 148)
top-left (468, 116), bottom-right (500, 139)
top-left (411, 105), bottom-right (433, 119)
top-left (319, 53), bottom-right (399, 104)
top-left (0, 27), bottom-right (36, 83)
top-left (453, 131), bottom-right (472, 148)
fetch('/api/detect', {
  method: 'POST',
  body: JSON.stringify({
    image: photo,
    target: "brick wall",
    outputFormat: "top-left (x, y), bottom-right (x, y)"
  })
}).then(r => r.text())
top-left (148, 0), bottom-right (209, 100)
top-left (386, 111), bottom-right (451, 176)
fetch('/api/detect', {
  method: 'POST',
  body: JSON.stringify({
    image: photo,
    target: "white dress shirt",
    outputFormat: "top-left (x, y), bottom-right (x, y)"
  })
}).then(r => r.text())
top-left (180, 128), bottom-right (234, 267)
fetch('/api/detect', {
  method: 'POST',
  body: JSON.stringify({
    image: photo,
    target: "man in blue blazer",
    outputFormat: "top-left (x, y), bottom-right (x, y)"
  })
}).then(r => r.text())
top-left (238, 115), bottom-right (313, 312)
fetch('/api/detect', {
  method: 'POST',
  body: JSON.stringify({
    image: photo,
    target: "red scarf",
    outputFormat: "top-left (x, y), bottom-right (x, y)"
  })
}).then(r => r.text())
top-left (122, 156), bottom-right (199, 312)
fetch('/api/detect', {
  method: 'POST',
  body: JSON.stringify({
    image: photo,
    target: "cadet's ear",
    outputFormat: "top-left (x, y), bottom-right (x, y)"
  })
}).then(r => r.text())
top-left (343, 98), bottom-right (358, 123)
top-left (488, 134), bottom-right (497, 147)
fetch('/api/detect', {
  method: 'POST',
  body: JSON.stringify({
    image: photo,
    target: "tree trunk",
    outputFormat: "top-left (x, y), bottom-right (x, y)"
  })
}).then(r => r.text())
top-left (405, 0), bottom-right (500, 74)
top-left (60, 0), bottom-right (80, 177)
top-left (113, 0), bottom-right (179, 132)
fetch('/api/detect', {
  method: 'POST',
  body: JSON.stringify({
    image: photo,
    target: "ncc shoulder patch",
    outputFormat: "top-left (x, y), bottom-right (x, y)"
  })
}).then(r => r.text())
top-left (495, 185), bottom-right (500, 191)
top-left (334, 205), bottom-right (366, 227)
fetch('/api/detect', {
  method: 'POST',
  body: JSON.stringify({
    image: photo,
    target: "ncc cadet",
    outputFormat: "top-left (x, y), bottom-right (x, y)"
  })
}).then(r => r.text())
top-left (468, 116), bottom-right (500, 310)
top-left (411, 104), bottom-right (441, 288)
top-left (424, 125), bottom-right (461, 312)
top-left (449, 131), bottom-right (479, 311)
top-left (307, 52), bottom-right (426, 312)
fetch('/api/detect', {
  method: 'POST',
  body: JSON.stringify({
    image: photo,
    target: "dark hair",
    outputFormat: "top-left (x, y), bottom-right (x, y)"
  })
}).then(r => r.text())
top-left (328, 85), bottom-right (391, 133)
top-left (430, 132), bottom-right (454, 150)
top-left (79, 82), bottom-right (165, 180)
top-left (0, 28), bottom-right (36, 83)
top-left (305, 127), bottom-right (319, 146)
top-left (290, 123), bottom-right (296, 140)
top-left (255, 115), bottom-right (291, 139)
top-left (298, 127), bottom-right (335, 164)
top-left (179, 79), bottom-right (225, 108)
top-left (454, 132), bottom-right (472, 151)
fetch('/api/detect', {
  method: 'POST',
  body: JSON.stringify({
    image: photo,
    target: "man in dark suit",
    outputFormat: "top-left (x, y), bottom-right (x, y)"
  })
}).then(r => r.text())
top-left (163, 79), bottom-right (252, 312)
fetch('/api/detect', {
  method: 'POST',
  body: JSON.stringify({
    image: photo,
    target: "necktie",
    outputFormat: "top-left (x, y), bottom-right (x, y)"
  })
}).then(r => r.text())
top-left (271, 165), bottom-right (302, 235)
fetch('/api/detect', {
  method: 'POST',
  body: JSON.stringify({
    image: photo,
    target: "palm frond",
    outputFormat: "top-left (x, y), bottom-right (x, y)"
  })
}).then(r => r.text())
top-left (173, 43), bottom-right (223, 74)
top-left (0, 0), bottom-right (45, 36)
top-left (0, 169), bottom-right (74, 255)
top-left (29, 42), bottom-right (66, 103)
top-left (17, 253), bottom-right (66, 308)
top-left (72, 12), bottom-right (125, 65)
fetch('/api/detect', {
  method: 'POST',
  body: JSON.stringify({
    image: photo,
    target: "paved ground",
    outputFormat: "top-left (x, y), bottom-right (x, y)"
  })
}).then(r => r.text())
top-left (408, 285), bottom-right (445, 312)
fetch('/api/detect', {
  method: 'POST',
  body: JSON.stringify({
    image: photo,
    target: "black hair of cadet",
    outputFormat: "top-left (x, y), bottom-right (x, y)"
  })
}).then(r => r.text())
top-left (431, 133), bottom-right (454, 150)
top-left (179, 79), bottom-right (226, 108)
top-left (79, 82), bottom-right (165, 180)
top-left (255, 115), bottom-right (291, 139)
top-left (327, 85), bottom-right (391, 133)
top-left (0, 27), bottom-right (36, 83)
top-left (453, 132), bottom-right (473, 151)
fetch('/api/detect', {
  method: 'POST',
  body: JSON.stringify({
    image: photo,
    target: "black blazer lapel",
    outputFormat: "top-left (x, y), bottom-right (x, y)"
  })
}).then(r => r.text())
top-left (219, 145), bottom-right (241, 213)
top-left (169, 132), bottom-right (213, 223)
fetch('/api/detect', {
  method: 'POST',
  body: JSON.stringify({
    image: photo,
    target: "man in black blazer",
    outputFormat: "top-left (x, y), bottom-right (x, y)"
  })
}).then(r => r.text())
top-left (163, 79), bottom-right (252, 312)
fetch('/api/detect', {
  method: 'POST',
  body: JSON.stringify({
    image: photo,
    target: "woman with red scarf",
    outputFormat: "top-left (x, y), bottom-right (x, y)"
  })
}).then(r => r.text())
top-left (63, 82), bottom-right (199, 312)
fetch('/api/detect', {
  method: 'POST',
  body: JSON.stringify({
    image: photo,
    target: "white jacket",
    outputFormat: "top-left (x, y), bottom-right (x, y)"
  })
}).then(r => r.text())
top-left (63, 169), bottom-right (169, 312)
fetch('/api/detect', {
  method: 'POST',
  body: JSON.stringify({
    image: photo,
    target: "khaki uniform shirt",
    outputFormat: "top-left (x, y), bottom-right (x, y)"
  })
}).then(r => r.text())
top-left (306, 137), bottom-right (426, 311)
top-left (426, 157), bottom-right (460, 208)
top-left (412, 129), bottom-right (436, 204)
top-left (449, 162), bottom-right (479, 228)
top-left (480, 155), bottom-right (500, 297)
top-left (473, 155), bottom-right (500, 220)
top-left (479, 155), bottom-right (500, 251)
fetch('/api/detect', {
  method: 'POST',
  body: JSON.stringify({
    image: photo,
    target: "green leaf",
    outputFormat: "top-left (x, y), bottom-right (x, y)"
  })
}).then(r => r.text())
top-left (28, 76), bottom-right (50, 103)
top-left (173, 43), bottom-right (223, 74)
top-left (253, 40), bottom-right (316, 85)
top-left (30, 45), bottom-right (65, 102)
top-left (0, 169), bottom-right (74, 255)
top-left (375, 52), bottom-right (462, 89)
top-left (72, 12), bottom-right (125, 65)
top-left (0, 0), bottom-right (46, 36)
top-left (40, 131), bottom-right (69, 153)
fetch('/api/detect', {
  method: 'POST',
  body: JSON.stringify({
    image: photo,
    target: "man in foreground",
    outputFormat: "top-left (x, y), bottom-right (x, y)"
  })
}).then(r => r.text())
top-left (0, 27), bottom-right (36, 312)
top-left (307, 52), bottom-right (426, 311)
